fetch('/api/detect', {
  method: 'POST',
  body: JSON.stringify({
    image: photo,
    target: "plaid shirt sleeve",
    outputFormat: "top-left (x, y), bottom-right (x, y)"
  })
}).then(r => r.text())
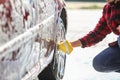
top-left (80, 5), bottom-right (112, 48)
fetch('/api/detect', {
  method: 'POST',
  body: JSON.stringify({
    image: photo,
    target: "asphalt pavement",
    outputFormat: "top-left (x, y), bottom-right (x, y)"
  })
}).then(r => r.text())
top-left (62, 9), bottom-right (120, 80)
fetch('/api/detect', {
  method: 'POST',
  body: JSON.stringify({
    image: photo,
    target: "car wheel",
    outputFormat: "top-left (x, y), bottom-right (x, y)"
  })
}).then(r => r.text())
top-left (38, 8), bottom-right (67, 80)
top-left (52, 16), bottom-right (66, 80)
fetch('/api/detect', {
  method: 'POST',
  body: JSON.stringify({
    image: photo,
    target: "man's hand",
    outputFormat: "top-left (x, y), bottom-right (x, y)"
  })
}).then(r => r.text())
top-left (58, 40), bottom-right (73, 54)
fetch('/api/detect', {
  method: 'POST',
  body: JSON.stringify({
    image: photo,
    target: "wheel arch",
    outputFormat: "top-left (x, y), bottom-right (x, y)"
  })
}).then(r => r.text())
top-left (60, 7), bottom-right (68, 33)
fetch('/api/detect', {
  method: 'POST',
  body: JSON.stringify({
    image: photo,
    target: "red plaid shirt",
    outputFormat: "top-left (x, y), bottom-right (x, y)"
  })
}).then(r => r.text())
top-left (80, 2), bottom-right (120, 48)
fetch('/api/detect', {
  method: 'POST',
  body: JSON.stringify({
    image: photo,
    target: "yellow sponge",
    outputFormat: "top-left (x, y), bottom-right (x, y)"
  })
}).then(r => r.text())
top-left (58, 40), bottom-right (73, 54)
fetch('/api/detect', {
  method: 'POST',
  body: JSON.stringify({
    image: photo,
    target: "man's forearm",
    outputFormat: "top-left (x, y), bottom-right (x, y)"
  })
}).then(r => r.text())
top-left (71, 39), bottom-right (82, 47)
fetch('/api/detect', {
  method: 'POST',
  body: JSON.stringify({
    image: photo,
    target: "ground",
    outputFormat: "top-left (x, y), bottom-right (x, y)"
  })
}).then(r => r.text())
top-left (65, 1), bottom-right (105, 9)
top-left (62, 9), bottom-right (120, 80)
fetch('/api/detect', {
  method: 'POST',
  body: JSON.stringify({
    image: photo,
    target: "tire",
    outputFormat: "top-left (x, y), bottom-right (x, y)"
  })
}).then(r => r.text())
top-left (38, 8), bottom-right (67, 80)
top-left (38, 63), bottom-right (56, 80)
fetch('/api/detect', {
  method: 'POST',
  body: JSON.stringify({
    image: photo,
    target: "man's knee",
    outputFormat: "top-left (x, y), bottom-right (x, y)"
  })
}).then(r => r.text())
top-left (92, 56), bottom-right (107, 72)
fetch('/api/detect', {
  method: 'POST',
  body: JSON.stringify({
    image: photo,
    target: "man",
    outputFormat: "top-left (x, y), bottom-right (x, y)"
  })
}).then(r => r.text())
top-left (71, 0), bottom-right (120, 72)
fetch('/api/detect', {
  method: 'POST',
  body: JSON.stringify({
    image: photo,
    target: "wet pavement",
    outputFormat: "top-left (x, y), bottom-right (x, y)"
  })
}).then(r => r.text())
top-left (62, 9), bottom-right (120, 80)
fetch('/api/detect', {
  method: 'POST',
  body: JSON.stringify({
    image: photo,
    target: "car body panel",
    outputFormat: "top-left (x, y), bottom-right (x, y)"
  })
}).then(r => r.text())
top-left (0, 0), bottom-right (66, 80)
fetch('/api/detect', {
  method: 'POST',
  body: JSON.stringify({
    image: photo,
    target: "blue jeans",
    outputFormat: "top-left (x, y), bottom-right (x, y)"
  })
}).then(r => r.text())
top-left (93, 36), bottom-right (120, 72)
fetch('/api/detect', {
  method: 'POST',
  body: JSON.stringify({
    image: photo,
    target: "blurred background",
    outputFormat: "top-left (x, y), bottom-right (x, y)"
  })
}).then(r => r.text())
top-left (62, 1), bottom-right (120, 80)
top-left (65, 0), bottom-right (104, 1)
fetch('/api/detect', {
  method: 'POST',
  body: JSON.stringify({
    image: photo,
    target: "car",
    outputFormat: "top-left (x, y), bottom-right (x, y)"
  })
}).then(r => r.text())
top-left (0, 0), bottom-right (67, 80)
